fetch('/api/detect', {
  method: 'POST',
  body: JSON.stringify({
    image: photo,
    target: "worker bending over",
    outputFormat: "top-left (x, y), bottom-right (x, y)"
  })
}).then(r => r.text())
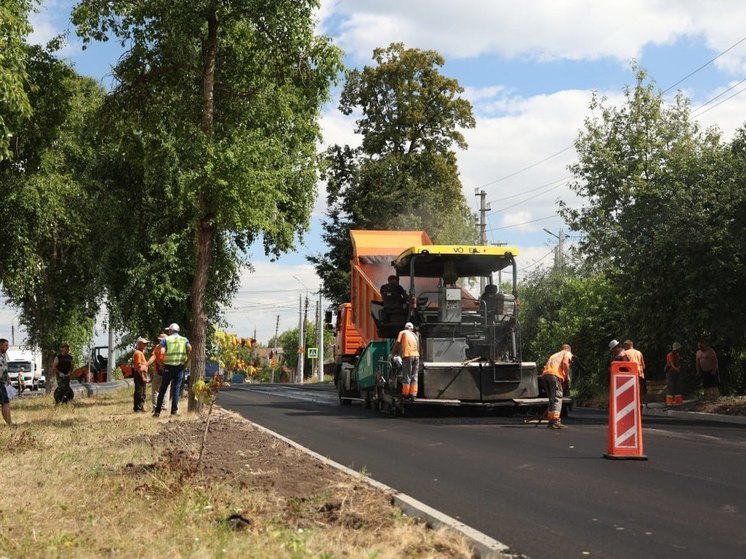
top-left (542, 344), bottom-right (573, 429)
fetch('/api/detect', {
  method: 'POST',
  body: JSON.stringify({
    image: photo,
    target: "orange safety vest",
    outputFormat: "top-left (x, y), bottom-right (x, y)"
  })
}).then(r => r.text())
top-left (542, 350), bottom-right (572, 382)
top-left (397, 329), bottom-right (420, 358)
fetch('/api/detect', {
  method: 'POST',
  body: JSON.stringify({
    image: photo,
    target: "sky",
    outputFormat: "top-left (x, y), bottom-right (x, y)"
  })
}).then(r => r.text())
top-left (3, 0), bottom-right (746, 347)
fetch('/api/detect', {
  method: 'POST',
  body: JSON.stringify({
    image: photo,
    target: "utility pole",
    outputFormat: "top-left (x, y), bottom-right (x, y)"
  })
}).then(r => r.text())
top-left (475, 188), bottom-right (491, 292)
top-left (297, 294), bottom-right (304, 383)
top-left (301, 292), bottom-right (309, 384)
top-left (271, 315), bottom-right (279, 383)
top-left (317, 288), bottom-right (324, 382)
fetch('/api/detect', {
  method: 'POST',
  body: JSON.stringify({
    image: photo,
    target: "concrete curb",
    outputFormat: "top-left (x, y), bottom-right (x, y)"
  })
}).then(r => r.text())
top-left (222, 409), bottom-right (517, 559)
top-left (642, 406), bottom-right (746, 425)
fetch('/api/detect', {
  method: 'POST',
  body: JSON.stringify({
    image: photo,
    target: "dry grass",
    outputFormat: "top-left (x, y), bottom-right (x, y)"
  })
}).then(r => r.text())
top-left (0, 390), bottom-right (475, 559)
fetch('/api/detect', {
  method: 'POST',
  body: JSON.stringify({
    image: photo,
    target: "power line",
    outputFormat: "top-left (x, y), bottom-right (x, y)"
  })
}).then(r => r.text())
top-left (521, 249), bottom-right (555, 271)
top-left (472, 36), bottom-right (746, 192)
top-left (692, 85), bottom-right (746, 118)
top-left (663, 37), bottom-right (746, 94)
top-left (476, 146), bottom-right (574, 189)
top-left (690, 78), bottom-right (746, 114)
top-left (487, 180), bottom-right (569, 215)
top-left (486, 214), bottom-right (558, 232)
top-left (487, 175), bottom-right (573, 205)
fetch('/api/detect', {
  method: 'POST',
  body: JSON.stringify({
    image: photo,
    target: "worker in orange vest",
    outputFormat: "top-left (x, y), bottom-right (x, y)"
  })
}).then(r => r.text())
top-left (542, 344), bottom-right (572, 429)
top-left (623, 340), bottom-right (646, 404)
top-left (665, 342), bottom-right (683, 406)
top-left (391, 322), bottom-right (420, 400)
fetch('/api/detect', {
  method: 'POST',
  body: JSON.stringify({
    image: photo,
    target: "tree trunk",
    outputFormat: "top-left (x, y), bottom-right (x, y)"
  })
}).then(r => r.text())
top-left (187, 8), bottom-right (218, 414)
top-left (188, 218), bottom-right (214, 412)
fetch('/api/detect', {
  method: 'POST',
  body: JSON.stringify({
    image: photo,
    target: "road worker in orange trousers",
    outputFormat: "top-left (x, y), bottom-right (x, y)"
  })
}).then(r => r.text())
top-left (665, 343), bottom-right (683, 406)
top-left (392, 322), bottom-right (420, 400)
top-left (542, 344), bottom-right (572, 429)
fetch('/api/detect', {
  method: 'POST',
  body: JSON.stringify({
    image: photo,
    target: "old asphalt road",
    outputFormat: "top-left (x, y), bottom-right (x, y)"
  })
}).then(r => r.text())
top-left (221, 383), bottom-right (746, 559)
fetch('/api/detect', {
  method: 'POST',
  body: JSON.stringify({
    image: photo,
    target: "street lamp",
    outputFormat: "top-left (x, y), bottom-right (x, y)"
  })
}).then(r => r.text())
top-left (543, 228), bottom-right (565, 274)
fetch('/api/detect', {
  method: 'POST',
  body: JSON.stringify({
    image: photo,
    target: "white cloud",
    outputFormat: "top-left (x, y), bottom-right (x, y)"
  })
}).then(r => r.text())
top-left (28, 1), bottom-right (81, 56)
top-left (322, 0), bottom-right (746, 72)
top-left (457, 89), bottom-right (594, 236)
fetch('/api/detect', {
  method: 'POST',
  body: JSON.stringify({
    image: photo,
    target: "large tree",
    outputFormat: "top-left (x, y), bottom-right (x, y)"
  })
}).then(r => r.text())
top-left (0, 44), bottom-right (105, 383)
top-left (560, 68), bottom-right (746, 391)
top-left (73, 0), bottom-right (342, 409)
top-left (311, 43), bottom-right (477, 305)
top-left (0, 0), bottom-right (35, 160)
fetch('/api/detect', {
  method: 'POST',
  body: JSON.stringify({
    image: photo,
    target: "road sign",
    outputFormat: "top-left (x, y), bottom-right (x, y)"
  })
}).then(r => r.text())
top-left (307, 347), bottom-right (318, 358)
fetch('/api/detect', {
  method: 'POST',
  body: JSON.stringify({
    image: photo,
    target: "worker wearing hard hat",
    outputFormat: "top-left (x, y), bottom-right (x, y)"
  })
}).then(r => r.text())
top-left (153, 323), bottom-right (191, 417)
top-left (542, 344), bottom-right (573, 429)
top-left (391, 322), bottom-right (420, 400)
top-left (608, 339), bottom-right (629, 361)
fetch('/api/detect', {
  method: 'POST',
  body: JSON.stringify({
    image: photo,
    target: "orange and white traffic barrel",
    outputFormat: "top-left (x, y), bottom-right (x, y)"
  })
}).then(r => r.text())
top-left (604, 361), bottom-right (647, 460)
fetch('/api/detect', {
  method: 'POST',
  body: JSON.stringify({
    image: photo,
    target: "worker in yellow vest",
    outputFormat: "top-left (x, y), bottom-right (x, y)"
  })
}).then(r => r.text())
top-left (153, 323), bottom-right (191, 417)
top-left (542, 344), bottom-right (572, 429)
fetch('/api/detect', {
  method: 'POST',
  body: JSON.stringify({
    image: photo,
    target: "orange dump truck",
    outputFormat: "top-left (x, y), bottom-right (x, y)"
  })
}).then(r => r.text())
top-left (335, 230), bottom-right (545, 416)
top-left (330, 230), bottom-right (432, 385)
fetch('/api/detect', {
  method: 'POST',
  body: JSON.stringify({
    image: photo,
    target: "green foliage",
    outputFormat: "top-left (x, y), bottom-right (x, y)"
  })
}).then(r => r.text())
top-left (520, 266), bottom-right (624, 400)
top-left (311, 43), bottom-right (477, 305)
top-left (0, 43), bottom-right (105, 379)
top-left (0, 0), bottom-right (35, 160)
top-left (72, 0), bottom-right (343, 387)
top-left (558, 67), bottom-right (746, 395)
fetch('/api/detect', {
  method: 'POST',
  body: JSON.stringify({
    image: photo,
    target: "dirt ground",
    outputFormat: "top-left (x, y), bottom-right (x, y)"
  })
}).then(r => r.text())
top-left (152, 409), bottom-right (414, 534)
top-left (672, 396), bottom-right (746, 415)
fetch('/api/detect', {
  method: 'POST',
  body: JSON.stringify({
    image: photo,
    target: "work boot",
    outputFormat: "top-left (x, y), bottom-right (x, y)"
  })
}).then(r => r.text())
top-left (548, 420), bottom-right (565, 429)
top-left (152, 411), bottom-right (160, 417)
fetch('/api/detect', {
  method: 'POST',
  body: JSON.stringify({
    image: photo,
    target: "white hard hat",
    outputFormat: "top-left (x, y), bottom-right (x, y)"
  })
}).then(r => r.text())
top-left (608, 339), bottom-right (620, 350)
top-left (405, 322), bottom-right (414, 330)
top-left (672, 342), bottom-right (682, 351)
top-left (166, 323), bottom-right (180, 332)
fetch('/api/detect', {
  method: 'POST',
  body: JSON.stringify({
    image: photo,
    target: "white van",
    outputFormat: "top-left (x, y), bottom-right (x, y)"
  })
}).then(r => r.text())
top-left (7, 347), bottom-right (43, 391)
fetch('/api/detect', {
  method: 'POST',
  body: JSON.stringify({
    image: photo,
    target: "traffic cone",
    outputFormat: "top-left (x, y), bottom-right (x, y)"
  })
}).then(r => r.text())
top-left (604, 361), bottom-right (647, 460)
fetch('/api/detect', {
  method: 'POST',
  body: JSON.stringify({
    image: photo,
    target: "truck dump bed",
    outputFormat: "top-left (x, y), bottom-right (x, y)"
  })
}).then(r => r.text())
top-left (350, 230), bottom-right (432, 344)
